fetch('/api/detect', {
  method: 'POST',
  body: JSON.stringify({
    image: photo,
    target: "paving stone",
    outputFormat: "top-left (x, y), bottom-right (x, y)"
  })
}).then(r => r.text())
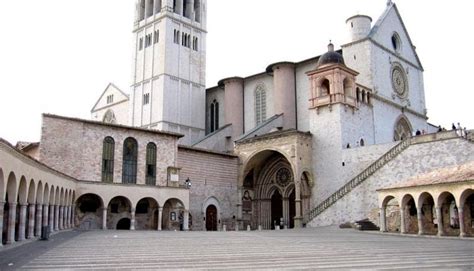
top-left (1, 227), bottom-right (473, 270)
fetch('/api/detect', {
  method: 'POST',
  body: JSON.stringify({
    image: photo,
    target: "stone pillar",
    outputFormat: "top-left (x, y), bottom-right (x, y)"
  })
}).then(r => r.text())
top-left (59, 206), bottom-right (64, 230)
top-left (71, 204), bottom-right (76, 228)
top-left (294, 183), bottom-right (302, 228)
top-left (65, 206), bottom-right (70, 229)
top-left (130, 208), bottom-right (136, 230)
top-left (0, 202), bottom-right (4, 246)
top-left (42, 204), bottom-right (49, 229)
top-left (102, 208), bottom-right (107, 230)
top-left (183, 210), bottom-right (189, 231)
top-left (49, 205), bottom-right (55, 233)
top-left (283, 198), bottom-right (289, 228)
top-left (417, 208), bottom-right (424, 235)
top-left (436, 207), bottom-right (444, 236)
top-left (458, 207), bottom-right (466, 237)
top-left (400, 208), bottom-right (406, 234)
top-left (221, 77), bottom-right (244, 140)
top-left (27, 204), bottom-right (36, 239)
top-left (237, 188), bottom-right (243, 220)
top-left (379, 208), bottom-right (386, 232)
top-left (270, 62), bottom-right (296, 130)
top-left (35, 204), bottom-right (43, 236)
top-left (48, 205), bottom-right (54, 233)
top-left (54, 205), bottom-right (60, 231)
top-left (157, 207), bottom-right (163, 231)
top-left (17, 204), bottom-right (27, 241)
top-left (6, 202), bottom-right (17, 244)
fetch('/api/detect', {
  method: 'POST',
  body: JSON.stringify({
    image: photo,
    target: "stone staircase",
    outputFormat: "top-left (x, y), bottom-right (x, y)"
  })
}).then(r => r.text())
top-left (303, 139), bottom-right (412, 224)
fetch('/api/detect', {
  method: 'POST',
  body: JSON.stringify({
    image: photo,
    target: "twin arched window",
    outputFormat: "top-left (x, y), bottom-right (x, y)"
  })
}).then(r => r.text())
top-left (122, 138), bottom-right (138, 184)
top-left (255, 85), bottom-right (267, 126)
top-left (102, 137), bottom-right (158, 185)
top-left (210, 100), bottom-right (219, 133)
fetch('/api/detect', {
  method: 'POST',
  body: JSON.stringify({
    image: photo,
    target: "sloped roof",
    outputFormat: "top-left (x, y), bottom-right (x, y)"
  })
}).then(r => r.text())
top-left (368, 2), bottom-right (423, 70)
top-left (91, 83), bottom-right (130, 112)
top-left (381, 161), bottom-right (474, 190)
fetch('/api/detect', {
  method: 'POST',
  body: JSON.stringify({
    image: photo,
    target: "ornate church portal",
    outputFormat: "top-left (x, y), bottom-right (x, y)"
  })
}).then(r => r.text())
top-left (241, 151), bottom-right (311, 230)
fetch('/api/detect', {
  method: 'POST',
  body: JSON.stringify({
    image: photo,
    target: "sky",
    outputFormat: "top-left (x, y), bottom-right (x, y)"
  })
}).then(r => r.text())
top-left (0, 0), bottom-right (472, 144)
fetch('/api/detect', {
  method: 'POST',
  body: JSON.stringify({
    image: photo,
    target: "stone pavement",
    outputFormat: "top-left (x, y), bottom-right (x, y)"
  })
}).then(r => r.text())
top-left (1, 227), bottom-right (473, 270)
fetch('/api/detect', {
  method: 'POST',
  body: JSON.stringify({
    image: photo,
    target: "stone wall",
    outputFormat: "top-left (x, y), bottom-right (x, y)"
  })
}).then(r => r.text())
top-left (178, 146), bottom-right (239, 231)
top-left (308, 137), bottom-right (474, 227)
top-left (40, 114), bottom-right (179, 185)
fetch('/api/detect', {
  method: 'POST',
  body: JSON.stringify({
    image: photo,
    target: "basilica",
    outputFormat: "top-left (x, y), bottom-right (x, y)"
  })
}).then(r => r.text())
top-left (1, 0), bottom-right (473, 247)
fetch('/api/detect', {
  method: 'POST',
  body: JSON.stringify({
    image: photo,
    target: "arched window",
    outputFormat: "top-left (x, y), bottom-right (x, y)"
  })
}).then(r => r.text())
top-left (356, 88), bottom-right (360, 102)
top-left (194, 0), bottom-right (201, 22)
top-left (103, 109), bottom-right (117, 124)
top-left (394, 116), bottom-right (412, 141)
top-left (155, 0), bottom-right (162, 14)
top-left (343, 78), bottom-right (352, 97)
top-left (102, 137), bottom-right (115, 183)
top-left (146, 0), bottom-right (154, 18)
top-left (255, 85), bottom-right (267, 126)
top-left (122, 138), bottom-right (138, 184)
top-left (146, 143), bottom-right (157, 186)
top-left (360, 138), bottom-right (365, 147)
top-left (210, 100), bottom-right (219, 133)
top-left (138, 0), bottom-right (145, 21)
top-left (320, 79), bottom-right (330, 96)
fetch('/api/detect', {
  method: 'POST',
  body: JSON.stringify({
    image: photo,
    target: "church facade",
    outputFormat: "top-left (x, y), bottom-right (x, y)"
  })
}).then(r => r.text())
top-left (1, 1), bottom-right (474, 247)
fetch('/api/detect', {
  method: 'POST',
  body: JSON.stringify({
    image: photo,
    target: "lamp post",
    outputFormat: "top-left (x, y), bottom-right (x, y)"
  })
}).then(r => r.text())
top-left (185, 178), bottom-right (192, 189)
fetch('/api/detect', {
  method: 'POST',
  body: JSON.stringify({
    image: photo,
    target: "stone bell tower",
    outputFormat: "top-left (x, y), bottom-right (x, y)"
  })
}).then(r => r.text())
top-left (130, 0), bottom-right (207, 145)
top-left (307, 43), bottom-right (365, 201)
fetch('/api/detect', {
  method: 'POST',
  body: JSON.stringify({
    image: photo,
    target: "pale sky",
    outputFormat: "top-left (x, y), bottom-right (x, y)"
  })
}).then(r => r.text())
top-left (0, 0), bottom-right (472, 144)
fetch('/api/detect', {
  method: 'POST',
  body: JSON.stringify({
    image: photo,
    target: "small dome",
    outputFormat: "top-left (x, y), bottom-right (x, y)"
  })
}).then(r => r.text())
top-left (316, 43), bottom-right (345, 68)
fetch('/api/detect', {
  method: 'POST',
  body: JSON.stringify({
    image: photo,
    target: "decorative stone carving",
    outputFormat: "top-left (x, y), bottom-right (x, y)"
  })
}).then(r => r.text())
top-left (276, 168), bottom-right (292, 187)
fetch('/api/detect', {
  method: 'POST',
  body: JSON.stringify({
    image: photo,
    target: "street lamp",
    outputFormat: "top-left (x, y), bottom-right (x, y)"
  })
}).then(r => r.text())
top-left (185, 178), bottom-right (192, 189)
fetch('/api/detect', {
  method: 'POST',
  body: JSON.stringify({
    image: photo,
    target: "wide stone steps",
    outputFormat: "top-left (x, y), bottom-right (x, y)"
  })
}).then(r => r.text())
top-left (16, 229), bottom-right (474, 270)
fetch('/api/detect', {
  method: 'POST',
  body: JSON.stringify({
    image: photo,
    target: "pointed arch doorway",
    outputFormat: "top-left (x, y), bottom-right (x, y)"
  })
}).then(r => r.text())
top-left (206, 205), bottom-right (218, 231)
top-left (271, 190), bottom-right (283, 229)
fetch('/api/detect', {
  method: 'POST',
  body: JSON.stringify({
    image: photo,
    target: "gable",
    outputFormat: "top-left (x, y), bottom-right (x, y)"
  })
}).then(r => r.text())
top-left (369, 3), bottom-right (423, 70)
top-left (91, 83), bottom-right (130, 112)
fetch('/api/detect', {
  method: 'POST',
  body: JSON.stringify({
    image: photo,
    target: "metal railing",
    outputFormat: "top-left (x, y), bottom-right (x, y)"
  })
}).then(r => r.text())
top-left (303, 138), bottom-right (411, 224)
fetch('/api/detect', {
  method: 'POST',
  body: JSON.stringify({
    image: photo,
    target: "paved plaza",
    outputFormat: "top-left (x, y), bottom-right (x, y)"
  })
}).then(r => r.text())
top-left (1, 227), bottom-right (473, 270)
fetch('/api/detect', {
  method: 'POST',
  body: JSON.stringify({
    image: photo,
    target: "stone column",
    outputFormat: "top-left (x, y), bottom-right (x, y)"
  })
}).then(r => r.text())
top-left (71, 204), bottom-right (76, 228)
top-left (458, 207), bottom-right (466, 237)
top-left (42, 204), bottom-right (49, 230)
top-left (379, 208), bottom-right (386, 232)
top-left (18, 204), bottom-right (27, 241)
top-left (283, 198), bottom-right (289, 228)
top-left (221, 77), bottom-right (244, 140)
top-left (54, 205), bottom-right (60, 231)
top-left (64, 206), bottom-right (69, 229)
top-left (0, 202), bottom-right (4, 246)
top-left (270, 62), bottom-right (297, 130)
top-left (68, 206), bottom-right (72, 228)
top-left (130, 208), bottom-right (136, 230)
top-left (102, 208), bottom-right (107, 230)
top-left (27, 204), bottom-right (36, 239)
top-left (157, 207), bottom-right (163, 231)
top-left (49, 205), bottom-right (55, 233)
top-left (35, 204), bottom-right (43, 236)
top-left (436, 207), bottom-right (444, 236)
top-left (59, 206), bottom-right (64, 230)
top-left (400, 208), bottom-right (406, 234)
top-left (183, 210), bottom-right (189, 231)
top-left (417, 208), bottom-right (424, 235)
top-left (294, 183), bottom-right (302, 228)
top-left (237, 188), bottom-right (243, 220)
top-left (6, 202), bottom-right (17, 244)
